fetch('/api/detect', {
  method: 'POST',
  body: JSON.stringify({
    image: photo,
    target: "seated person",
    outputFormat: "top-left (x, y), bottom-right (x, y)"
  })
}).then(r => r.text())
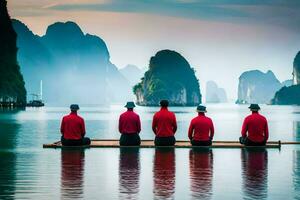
top-left (152, 100), bottom-right (177, 146)
top-left (118, 102), bottom-right (141, 146)
top-left (60, 104), bottom-right (91, 146)
top-left (239, 104), bottom-right (269, 146)
top-left (188, 105), bottom-right (214, 146)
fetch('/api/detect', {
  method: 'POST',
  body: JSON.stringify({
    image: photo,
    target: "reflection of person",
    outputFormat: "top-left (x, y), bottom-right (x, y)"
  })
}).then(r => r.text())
top-left (188, 105), bottom-right (214, 146)
top-left (189, 148), bottom-right (213, 200)
top-left (240, 104), bottom-right (269, 146)
top-left (61, 149), bottom-right (85, 199)
top-left (152, 100), bottom-right (177, 146)
top-left (119, 148), bottom-right (140, 199)
top-left (241, 148), bottom-right (268, 200)
top-left (60, 104), bottom-right (91, 146)
top-left (153, 148), bottom-right (175, 199)
top-left (118, 102), bottom-right (141, 146)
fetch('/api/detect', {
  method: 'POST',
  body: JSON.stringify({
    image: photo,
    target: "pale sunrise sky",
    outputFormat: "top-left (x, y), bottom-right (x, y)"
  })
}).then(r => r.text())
top-left (7, 0), bottom-right (300, 101)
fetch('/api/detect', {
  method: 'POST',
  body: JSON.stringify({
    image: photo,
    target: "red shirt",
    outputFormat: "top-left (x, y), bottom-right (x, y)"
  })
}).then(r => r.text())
top-left (60, 112), bottom-right (86, 140)
top-left (119, 110), bottom-right (141, 134)
top-left (241, 112), bottom-right (269, 142)
top-left (152, 107), bottom-right (177, 137)
top-left (188, 113), bottom-right (214, 141)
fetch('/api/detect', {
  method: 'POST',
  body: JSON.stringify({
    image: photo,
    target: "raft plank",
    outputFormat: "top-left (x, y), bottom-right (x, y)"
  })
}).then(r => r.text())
top-left (43, 140), bottom-right (281, 148)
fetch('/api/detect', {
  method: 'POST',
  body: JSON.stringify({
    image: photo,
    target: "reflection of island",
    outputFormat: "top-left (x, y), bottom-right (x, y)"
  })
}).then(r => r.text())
top-left (293, 150), bottom-right (300, 199)
top-left (241, 149), bottom-right (268, 200)
top-left (153, 148), bottom-right (175, 199)
top-left (61, 149), bottom-right (85, 199)
top-left (293, 121), bottom-right (300, 141)
top-left (0, 122), bottom-right (20, 198)
top-left (189, 148), bottom-right (213, 200)
top-left (119, 148), bottom-right (140, 199)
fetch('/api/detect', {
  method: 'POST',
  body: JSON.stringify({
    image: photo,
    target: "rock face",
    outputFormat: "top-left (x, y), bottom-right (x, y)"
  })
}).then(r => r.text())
top-left (236, 70), bottom-right (282, 104)
top-left (119, 64), bottom-right (144, 86)
top-left (0, 1), bottom-right (26, 106)
top-left (206, 81), bottom-right (227, 103)
top-left (282, 79), bottom-right (293, 87)
top-left (293, 51), bottom-right (300, 85)
top-left (271, 85), bottom-right (300, 105)
top-left (12, 20), bottom-right (130, 105)
top-left (134, 50), bottom-right (201, 106)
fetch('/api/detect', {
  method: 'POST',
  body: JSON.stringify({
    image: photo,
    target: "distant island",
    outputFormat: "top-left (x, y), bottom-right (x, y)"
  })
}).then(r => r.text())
top-left (119, 64), bottom-right (144, 87)
top-left (12, 20), bottom-right (131, 105)
top-left (236, 70), bottom-right (282, 104)
top-left (206, 81), bottom-right (227, 103)
top-left (271, 52), bottom-right (300, 105)
top-left (0, 0), bottom-right (26, 107)
top-left (134, 50), bottom-right (201, 106)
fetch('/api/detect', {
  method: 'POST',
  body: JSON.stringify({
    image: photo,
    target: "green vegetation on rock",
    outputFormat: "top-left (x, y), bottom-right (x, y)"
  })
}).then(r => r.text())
top-left (134, 50), bottom-right (201, 106)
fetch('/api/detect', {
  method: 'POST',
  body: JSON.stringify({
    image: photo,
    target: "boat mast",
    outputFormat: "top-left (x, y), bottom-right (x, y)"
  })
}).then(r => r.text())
top-left (40, 80), bottom-right (43, 100)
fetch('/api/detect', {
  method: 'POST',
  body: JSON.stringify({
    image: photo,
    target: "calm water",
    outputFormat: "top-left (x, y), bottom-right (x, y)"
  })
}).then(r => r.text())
top-left (1, 104), bottom-right (300, 199)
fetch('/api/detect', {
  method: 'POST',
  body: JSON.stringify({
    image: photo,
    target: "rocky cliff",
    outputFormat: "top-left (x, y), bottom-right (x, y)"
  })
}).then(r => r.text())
top-left (271, 85), bottom-right (300, 105)
top-left (206, 81), bottom-right (227, 103)
top-left (236, 70), bottom-right (282, 104)
top-left (271, 52), bottom-right (300, 105)
top-left (12, 20), bottom-right (131, 104)
top-left (134, 50), bottom-right (201, 106)
top-left (293, 51), bottom-right (300, 85)
top-left (0, 1), bottom-right (26, 106)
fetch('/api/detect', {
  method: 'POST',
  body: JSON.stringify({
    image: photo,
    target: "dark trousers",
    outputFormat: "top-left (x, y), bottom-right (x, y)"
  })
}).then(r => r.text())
top-left (239, 137), bottom-right (266, 146)
top-left (61, 136), bottom-right (91, 146)
top-left (191, 140), bottom-right (212, 146)
top-left (120, 133), bottom-right (141, 146)
top-left (154, 136), bottom-right (176, 146)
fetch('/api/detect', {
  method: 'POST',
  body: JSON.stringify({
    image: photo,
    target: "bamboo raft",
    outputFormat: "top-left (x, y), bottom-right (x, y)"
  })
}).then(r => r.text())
top-left (43, 140), bottom-right (283, 149)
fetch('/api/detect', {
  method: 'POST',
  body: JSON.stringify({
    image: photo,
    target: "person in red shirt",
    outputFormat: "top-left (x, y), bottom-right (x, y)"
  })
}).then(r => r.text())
top-left (188, 105), bottom-right (214, 146)
top-left (152, 100), bottom-right (177, 146)
top-left (119, 102), bottom-right (141, 146)
top-left (239, 104), bottom-right (269, 146)
top-left (60, 104), bottom-right (91, 146)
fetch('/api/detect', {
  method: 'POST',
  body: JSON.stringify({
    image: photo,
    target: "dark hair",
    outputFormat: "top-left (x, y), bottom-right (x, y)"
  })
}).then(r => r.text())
top-left (160, 99), bottom-right (169, 107)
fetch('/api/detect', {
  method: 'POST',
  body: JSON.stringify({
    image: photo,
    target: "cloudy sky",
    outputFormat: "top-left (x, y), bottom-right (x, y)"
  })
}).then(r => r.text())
top-left (8, 0), bottom-right (300, 100)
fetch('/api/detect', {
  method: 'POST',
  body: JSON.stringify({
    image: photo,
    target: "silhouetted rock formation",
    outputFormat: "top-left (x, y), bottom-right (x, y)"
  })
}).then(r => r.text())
top-left (206, 81), bottom-right (227, 103)
top-left (0, 1), bottom-right (26, 106)
top-left (134, 50), bottom-right (201, 106)
top-left (12, 20), bottom-right (130, 105)
top-left (293, 51), bottom-right (300, 85)
top-left (271, 85), bottom-right (300, 105)
top-left (119, 64), bottom-right (144, 86)
top-left (236, 70), bottom-right (281, 104)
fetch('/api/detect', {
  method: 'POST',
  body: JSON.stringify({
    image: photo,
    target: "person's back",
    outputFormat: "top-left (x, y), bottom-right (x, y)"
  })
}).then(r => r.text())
top-left (118, 102), bottom-right (141, 146)
top-left (188, 105), bottom-right (214, 146)
top-left (61, 113), bottom-right (85, 140)
top-left (240, 104), bottom-right (269, 146)
top-left (152, 100), bottom-right (177, 146)
top-left (242, 113), bottom-right (268, 143)
top-left (60, 104), bottom-right (91, 146)
top-left (153, 108), bottom-right (176, 137)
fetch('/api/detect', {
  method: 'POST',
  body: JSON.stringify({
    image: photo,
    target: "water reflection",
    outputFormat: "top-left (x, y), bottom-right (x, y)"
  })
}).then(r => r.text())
top-left (119, 148), bottom-right (140, 200)
top-left (61, 149), bottom-right (85, 199)
top-left (241, 149), bottom-right (268, 200)
top-left (189, 148), bottom-right (213, 200)
top-left (153, 148), bottom-right (175, 200)
top-left (0, 122), bottom-right (20, 199)
top-left (293, 121), bottom-right (300, 141)
top-left (293, 150), bottom-right (300, 199)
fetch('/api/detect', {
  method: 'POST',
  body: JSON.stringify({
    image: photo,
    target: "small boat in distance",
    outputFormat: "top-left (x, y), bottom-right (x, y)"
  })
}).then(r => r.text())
top-left (27, 80), bottom-right (45, 107)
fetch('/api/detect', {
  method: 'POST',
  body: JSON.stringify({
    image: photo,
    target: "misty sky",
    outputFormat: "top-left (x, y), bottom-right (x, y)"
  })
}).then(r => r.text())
top-left (8, 0), bottom-right (300, 101)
